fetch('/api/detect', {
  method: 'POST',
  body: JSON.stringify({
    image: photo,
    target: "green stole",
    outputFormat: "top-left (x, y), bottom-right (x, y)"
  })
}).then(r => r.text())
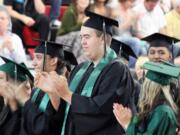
top-left (60, 48), bottom-right (117, 135)
top-left (31, 88), bottom-right (50, 112)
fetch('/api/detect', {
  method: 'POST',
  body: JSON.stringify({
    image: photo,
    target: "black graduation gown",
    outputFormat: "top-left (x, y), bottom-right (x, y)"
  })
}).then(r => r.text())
top-left (0, 105), bottom-right (21, 135)
top-left (22, 89), bottom-right (66, 135)
top-left (64, 58), bottom-right (135, 135)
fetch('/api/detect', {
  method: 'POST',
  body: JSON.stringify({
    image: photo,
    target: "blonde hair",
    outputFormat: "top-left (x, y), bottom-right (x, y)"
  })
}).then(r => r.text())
top-left (138, 78), bottom-right (178, 118)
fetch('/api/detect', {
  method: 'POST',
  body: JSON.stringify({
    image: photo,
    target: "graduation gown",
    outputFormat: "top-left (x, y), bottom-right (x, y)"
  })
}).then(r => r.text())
top-left (0, 105), bottom-right (21, 135)
top-left (64, 58), bottom-right (135, 135)
top-left (125, 105), bottom-right (177, 135)
top-left (22, 89), bottom-right (66, 135)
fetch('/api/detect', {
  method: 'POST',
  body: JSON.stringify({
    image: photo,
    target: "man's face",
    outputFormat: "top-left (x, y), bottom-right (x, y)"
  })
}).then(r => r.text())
top-left (148, 47), bottom-right (172, 62)
top-left (145, 1), bottom-right (158, 11)
top-left (80, 26), bottom-right (104, 61)
top-left (32, 53), bottom-right (53, 72)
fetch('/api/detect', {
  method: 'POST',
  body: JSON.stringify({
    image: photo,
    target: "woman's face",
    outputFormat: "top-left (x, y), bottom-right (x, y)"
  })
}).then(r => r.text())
top-left (0, 11), bottom-right (9, 33)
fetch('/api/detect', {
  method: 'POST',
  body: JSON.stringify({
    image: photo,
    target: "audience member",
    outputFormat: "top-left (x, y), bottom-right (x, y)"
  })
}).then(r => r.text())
top-left (165, 0), bottom-right (180, 39)
top-left (133, 0), bottom-right (166, 38)
top-left (89, 0), bottom-right (110, 16)
top-left (108, 0), bottom-right (146, 68)
top-left (4, 0), bottom-right (50, 41)
top-left (56, 0), bottom-right (90, 63)
top-left (0, 5), bottom-right (26, 63)
top-left (49, 0), bottom-right (62, 28)
top-left (159, 0), bottom-right (172, 13)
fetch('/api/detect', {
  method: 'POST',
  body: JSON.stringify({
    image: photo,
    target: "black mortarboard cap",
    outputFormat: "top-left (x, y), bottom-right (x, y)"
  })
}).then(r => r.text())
top-left (142, 33), bottom-right (180, 49)
top-left (83, 10), bottom-right (119, 35)
top-left (0, 56), bottom-right (34, 82)
top-left (34, 39), bottom-right (78, 71)
top-left (110, 38), bottom-right (137, 60)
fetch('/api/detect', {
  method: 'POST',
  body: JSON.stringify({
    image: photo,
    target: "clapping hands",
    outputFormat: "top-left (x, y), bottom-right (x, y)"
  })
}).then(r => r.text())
top-left (113, 103), bottom-right (132, 131)
top-left (35, 71), bottom-right (72, 104)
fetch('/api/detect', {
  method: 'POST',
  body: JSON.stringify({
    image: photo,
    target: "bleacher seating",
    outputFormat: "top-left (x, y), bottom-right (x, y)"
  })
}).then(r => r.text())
top-left (24, 5), bottom-right (68, 58)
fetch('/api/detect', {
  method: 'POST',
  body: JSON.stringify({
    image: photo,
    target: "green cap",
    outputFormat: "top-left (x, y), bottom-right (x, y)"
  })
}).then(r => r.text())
top-left (142, 61), bottom-right (180, 85)
top-left (0, 56), bottom-right (34, 82)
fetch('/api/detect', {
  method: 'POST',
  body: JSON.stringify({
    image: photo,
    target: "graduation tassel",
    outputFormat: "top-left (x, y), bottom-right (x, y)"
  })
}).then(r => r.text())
top-left (172, 40), bottom-right (175, 64)
top-left (103, 20), bottom-right (107, 57)
top-left (43, 41), bottom-right (47, 71)
top-left (14, 64), bottom-right (17, 84)
top-left (119, 44), bottom-right (122, 58)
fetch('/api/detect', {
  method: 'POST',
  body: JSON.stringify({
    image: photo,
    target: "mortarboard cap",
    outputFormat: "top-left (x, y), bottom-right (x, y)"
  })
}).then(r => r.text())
top-left (34, 39), bottom-right (78, 71)
top-left (142, 33), bottom-right (180, 50)
top-left (0, 56), bottom-right (34, 82)
top-left (142, 61), bottom-right (180, 85)
top-left (110, 38), bottom-right (137, 61)
top-left (83, 10), bottom-right (119, 35)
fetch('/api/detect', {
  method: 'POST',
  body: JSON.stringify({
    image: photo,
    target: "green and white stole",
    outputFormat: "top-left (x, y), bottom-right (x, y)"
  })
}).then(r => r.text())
top-left (60, 48), bottom-right (117, 135)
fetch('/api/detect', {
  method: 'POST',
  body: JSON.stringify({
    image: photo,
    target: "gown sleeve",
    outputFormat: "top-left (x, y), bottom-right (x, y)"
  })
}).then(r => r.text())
top-left (125, 105), bottom-right (177, 135)
top-left (22, 90), bottom-right (66, 135)
top-left (0, 106), bottom-right (21, 135)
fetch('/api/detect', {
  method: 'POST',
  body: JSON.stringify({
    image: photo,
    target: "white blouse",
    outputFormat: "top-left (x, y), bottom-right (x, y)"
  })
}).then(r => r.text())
top-left (0, 32), bottom-right (26, 63)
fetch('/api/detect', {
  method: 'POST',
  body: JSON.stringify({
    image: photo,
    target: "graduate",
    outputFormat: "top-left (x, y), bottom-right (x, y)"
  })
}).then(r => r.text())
top-left (22, 40), bottom-right (77, 135)
top-left (110, 38), bottom-right (140, 107)
top-left (0, 56), bottom-right (33, 135)
top-left (142, 32), bottom-right (180, 111)
top-left (36, 10), bottom-right (135, 135)
top-left (113, 61), bottom-right (180, 135)
top-left (142, 33), bottom-right (180, 63)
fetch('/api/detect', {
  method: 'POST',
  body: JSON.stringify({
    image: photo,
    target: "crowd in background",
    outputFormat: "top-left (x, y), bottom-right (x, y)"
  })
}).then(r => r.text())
top-left (0, 0), bottom-right (180, 68)
top-left (0, 0), bottom-right (180, 135)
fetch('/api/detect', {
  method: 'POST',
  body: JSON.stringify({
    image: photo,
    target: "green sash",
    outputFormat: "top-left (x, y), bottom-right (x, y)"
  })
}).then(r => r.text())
top-left (31, 88), bottom-right (50, 112)
top-left (60, 48), bottom-right (117, 135)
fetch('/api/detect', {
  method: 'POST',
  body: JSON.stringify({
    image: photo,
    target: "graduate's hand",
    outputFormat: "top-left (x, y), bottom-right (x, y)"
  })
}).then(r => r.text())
top-left (51, 74), bottom-right (72, 104)
top-left (15, 81), bottom-right (31, 105)
top-left (0, 82), bottom-right (14, 100)
top-left (0, 82), bottom-right (18, 111)
top-left (113, 103), bottom-right (132, 131)
top-left (36, 72), bottom-right (57, 94)
top-left (34, 71), bottom-right (41, 86)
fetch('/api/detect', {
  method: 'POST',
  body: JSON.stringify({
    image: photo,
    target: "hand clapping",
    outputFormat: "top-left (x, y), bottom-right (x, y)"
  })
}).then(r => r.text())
top-left (113, 103), bottom-right (132, 131)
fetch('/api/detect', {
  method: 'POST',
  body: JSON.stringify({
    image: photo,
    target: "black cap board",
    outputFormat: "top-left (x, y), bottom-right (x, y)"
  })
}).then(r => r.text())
top-left (34, 39), bottom-right (78, 71)
top-left (110, 38), bottom-right (137, 60)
